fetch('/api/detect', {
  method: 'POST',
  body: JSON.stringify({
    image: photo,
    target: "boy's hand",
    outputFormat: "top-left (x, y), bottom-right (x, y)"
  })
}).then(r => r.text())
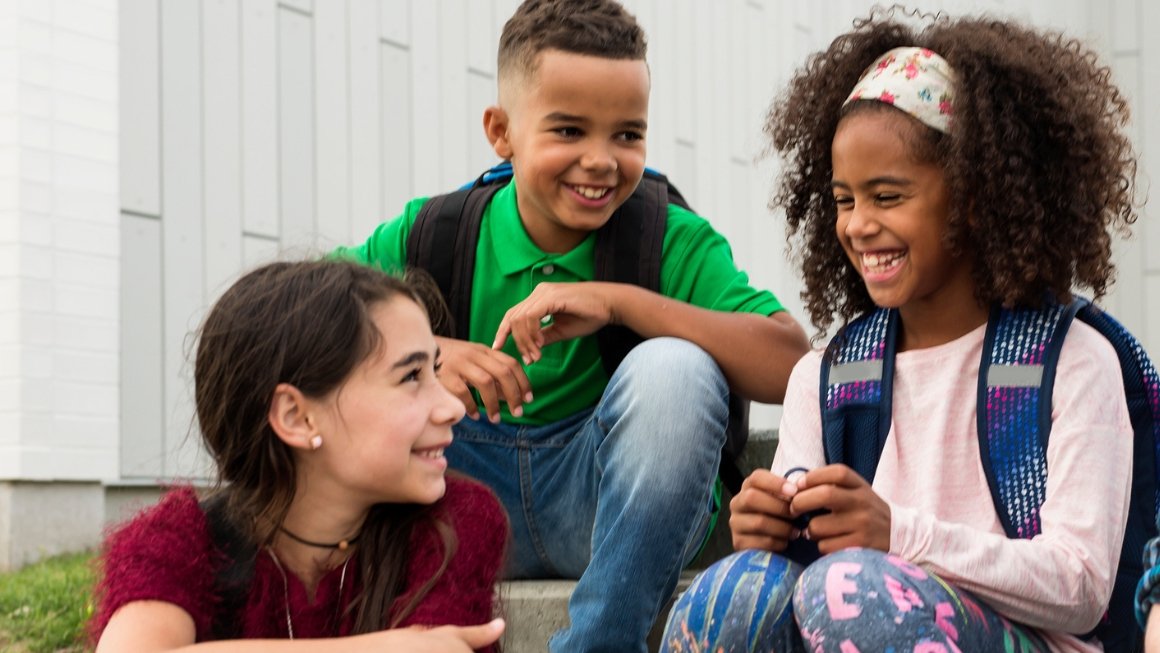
top-left (789, 464), bottom-right (891, 554)
top-left (728, 469), bottom-right (801, 552)
top-left (435, 336), bottom-right (533, 423)
top-left (492, 282), bottom-right (619, 364)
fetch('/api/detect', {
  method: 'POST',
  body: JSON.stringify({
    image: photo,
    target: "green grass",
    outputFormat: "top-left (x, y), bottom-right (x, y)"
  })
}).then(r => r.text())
top-left (0, 552), bottom-right (94, 653)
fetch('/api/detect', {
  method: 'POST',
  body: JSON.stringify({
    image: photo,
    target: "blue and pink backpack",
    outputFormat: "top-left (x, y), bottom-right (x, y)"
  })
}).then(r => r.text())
top-left (819, 298), bottom-right (1159, 651)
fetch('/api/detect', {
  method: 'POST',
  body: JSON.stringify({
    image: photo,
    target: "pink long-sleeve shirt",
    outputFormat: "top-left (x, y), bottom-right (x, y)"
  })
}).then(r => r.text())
top-left (773, 320), bottom-right (1133, 652)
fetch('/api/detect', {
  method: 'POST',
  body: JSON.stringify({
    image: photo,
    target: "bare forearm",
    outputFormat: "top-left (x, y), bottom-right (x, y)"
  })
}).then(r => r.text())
top-left (610, 285), bottom-right (810, 403)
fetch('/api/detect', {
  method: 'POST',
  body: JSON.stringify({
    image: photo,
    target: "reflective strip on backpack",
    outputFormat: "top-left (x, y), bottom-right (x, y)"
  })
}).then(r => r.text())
top-left (828, 360), bottom-right (883, 385)
top-left (979, 303), bottom-right (1070, 541)
top-left (825, 309), bottom-right (893, 412)
top-left (986, 364), bottom-right (1044, 388)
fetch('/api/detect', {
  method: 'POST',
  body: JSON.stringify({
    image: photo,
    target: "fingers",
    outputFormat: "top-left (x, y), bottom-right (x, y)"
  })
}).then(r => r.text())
top-left (789, 479), bottom-right (867, 518)
top-left (728, 470), bottom-right (798, 552)
top-left (795, 463), bottom-right (868, 490)
top-left (437, 337), bottom-right (532, 423)
top-left (495, 303), bottom-right (550, 364)
top-left (461, 350), bottom-right (533, 422)
top-left (448, 618), bottom-right (505, 649)
top-left (729, 512), bottom-right (798, 552)
top-left (743, 468), bottom-right (802, 500)
top-left (492, 283), bottom-right (615, 364)
top-left (443, 378), bottom-right (481, 421)
top-left (787, 467), bottom-right (892, 553)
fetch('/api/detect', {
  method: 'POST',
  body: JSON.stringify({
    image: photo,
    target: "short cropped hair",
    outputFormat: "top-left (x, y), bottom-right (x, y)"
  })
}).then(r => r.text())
top-left (498, 0), bottom-right (647, 87)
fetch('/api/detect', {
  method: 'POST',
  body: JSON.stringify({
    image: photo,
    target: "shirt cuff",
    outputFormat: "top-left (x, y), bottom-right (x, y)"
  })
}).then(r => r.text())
top-left (888, 502), bottom-right (923, 561)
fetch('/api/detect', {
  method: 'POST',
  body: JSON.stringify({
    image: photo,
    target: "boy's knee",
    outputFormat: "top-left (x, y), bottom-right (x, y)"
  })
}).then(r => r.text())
top-left (599, 337), bottom-right (728, 474)
top-left (614, 337), bottom-right (727, 405)
top-left (622, 337), bottom-right (718, 374)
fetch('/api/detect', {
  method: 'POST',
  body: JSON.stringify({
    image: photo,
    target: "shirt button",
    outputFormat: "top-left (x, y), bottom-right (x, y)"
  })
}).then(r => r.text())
top-left (542, 264), bottom-right (556, 275)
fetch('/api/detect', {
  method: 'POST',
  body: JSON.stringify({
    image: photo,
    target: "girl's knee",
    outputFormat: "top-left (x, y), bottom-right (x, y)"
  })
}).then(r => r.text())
top-left (795, 549), bottom-right (963, 647)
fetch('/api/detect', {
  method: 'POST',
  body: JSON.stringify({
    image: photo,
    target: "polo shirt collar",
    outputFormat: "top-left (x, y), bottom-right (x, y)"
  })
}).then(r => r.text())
top-left (487, 182), bottom-right (595, 277)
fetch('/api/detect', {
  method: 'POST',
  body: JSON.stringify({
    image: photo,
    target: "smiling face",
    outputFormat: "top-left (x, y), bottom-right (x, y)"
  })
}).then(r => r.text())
top-left (486, 49), bottom-right (650, 253)
top-left (307, 296), bottom-right (466, 506)
top-left (831, 109), bottom-right (979, 336)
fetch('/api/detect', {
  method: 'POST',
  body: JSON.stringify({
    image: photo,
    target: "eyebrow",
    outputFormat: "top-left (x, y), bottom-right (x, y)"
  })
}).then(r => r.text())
top-left (543, 112), bottom-right (647, 131)
top-left (831, 176), bottom-right (914, 190)
top-left (391, 351), bottom-right (430, 370)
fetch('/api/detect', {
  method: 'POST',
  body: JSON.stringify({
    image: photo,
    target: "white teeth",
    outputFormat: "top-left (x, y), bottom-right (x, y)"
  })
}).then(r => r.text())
top-left (416, 448), bottom-right (444, 459)
top-left (862, 251), bottom-right (905, 271)
top-left (572, 185), bottom-right (609, 199)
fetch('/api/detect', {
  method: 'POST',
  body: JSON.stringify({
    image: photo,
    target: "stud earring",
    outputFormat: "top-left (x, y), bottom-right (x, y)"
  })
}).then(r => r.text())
top-left (310, 435), bottom-right (323, 450)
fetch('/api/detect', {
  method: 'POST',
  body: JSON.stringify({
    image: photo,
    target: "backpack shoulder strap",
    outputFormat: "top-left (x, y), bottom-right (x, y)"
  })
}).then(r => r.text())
top-left (592, 170), bottom-right (671, 374)
top-left (200, 493), bottom-right (257, 641)
top-left (819, 308), bottom-right (899, 485)
top-left (1075, 301), bottom-right (1159, 649)
top-left (976, 301), bottom-right (1079, 540)
top-left (406, 168), bottom-right (506, 339)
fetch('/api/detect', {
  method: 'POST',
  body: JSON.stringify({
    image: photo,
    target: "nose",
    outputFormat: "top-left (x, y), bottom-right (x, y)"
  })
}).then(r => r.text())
top-left (431, 382), bottom-right (467, 425)
top-left (580, 143), bottom-right (617, 174)
top-left (840, 201), bottom-right (879, 241)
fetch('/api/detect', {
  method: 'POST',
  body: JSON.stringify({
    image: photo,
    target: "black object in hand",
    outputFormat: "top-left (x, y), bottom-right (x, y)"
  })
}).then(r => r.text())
top-left (783, 466), bottom-right (830, 530)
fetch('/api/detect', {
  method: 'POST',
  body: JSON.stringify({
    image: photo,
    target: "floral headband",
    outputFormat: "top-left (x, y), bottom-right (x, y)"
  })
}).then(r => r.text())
top-left (843, 46), bottom-right (955, 134)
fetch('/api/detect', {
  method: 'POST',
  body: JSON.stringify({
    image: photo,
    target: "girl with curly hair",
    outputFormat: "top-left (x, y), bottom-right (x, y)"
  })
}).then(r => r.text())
top-left (90, 260), bottom-right (508, 652)
top-left (664, 8), bottom-right (1139, 652)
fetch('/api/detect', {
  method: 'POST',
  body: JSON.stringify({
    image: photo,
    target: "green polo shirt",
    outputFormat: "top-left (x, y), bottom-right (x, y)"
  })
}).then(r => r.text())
top-left (334, 181), bottom-right (783, 425)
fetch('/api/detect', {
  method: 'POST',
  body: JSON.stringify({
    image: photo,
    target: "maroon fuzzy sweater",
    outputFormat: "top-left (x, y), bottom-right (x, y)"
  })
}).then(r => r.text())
top-left (91, 476), bottom-right (507, 649)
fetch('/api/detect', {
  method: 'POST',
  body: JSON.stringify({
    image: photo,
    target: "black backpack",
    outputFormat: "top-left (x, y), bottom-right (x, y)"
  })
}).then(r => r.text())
top-left (405, 161), bottom-right (750, 492)
top-left (816, 299), bottom-right (1158, 652)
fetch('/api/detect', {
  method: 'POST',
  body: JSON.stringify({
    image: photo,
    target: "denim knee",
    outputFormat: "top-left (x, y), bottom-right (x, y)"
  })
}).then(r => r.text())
top-left (605, 337), bottom-right (729, 437)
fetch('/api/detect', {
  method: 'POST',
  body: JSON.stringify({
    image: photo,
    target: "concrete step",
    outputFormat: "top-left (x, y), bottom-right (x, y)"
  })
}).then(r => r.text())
top-left (497, 430), bottom-right (777, 652)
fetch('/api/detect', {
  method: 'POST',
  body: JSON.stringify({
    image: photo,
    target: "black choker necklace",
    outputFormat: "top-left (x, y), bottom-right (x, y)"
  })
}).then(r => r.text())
top-left (279, 526), bottom-right (360, 551)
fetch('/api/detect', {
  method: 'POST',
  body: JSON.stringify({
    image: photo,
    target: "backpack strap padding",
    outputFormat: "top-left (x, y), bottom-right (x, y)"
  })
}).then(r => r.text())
top-left (407, 185), bottom-right (501, 339)
top-left (593, 173), bottom-right (668, 377)
top-left (820, 308), bottom-right (898, 485)
top-left (976, 302), bottom-right (1077, 541)
top-left (1078, 302), bottom-right (1159, 650)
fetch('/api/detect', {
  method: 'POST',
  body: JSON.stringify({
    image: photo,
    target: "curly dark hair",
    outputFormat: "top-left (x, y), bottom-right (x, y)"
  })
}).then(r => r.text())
top-left (498, 0), bottom-right (647, 85)
top-left (768, 6), bottom-right (1138, 336)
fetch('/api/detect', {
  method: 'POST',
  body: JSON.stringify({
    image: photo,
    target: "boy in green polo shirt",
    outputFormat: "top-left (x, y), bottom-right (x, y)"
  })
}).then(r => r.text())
top-left (335, 1), bottom-right (809, 650)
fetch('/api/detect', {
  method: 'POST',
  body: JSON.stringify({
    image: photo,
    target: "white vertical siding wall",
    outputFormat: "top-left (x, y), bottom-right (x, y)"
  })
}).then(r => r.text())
top-left (116, 0), bottom-right (1157, 482)
top-left (0, 0), bottom-right (120, 481)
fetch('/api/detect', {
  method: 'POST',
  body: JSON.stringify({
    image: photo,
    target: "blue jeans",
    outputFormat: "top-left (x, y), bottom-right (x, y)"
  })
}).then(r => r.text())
top-left (446, 337), bottom-right (729, 653)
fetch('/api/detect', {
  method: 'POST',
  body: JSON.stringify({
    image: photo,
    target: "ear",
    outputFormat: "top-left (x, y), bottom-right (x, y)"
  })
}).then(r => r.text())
top-left (483, 105), bottom-right (513, 160)
top-left (268, 382), bottom-right (322, 451)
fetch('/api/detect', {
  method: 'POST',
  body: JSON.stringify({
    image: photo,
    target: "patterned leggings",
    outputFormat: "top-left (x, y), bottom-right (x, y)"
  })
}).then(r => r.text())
top-left (794, 548), bottom-right (1049, 652)
top-left (665, 548), bottom-right (1050, 652)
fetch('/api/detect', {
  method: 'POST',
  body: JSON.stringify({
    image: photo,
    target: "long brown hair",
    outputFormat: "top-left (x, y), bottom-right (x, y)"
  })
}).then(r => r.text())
top-left (194, 259), bottom-right (455, 632)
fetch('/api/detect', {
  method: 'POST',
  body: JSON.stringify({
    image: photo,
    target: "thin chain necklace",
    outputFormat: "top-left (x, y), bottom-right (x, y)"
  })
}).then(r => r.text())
top-left (266, 547), bottom-right (351, 639)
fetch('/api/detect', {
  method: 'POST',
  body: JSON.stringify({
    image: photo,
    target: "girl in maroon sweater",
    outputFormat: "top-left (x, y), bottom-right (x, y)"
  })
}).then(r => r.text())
top-left (92, 261), bottom-right (509, 652)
